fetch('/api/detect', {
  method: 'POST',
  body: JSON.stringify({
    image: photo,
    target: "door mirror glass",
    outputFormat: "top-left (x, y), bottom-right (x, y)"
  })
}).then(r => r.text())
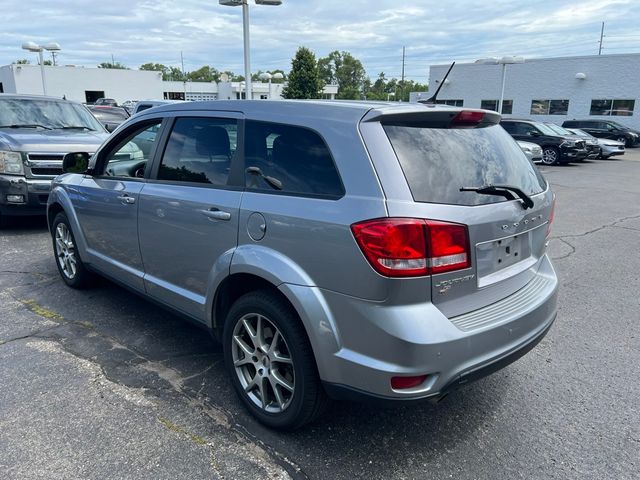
top-left (105, 123), bottom-right (118, 133)
top-left (529, 130), bottom-right (541, 137)
top-left (62, 152), bottom-right (90, 173)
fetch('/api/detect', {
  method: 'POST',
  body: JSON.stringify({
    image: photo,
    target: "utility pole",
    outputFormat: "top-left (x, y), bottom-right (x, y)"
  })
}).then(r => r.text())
top-left (181, 51), bottom-right (187, 100)
top-left (111, 53), bottom-right (115, 65)
top-left (598, 22), bottom-right (605, 55)
top-left (400, 46), bottom-right (405, 102)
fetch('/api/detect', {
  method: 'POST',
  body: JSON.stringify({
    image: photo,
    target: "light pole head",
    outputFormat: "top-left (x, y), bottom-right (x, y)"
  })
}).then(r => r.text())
top-left (272, 72), bottom-right (284, 80)
top-left (219, 0), bottom-right (244, 5)
top-left (255, 0), bottom-right (282, 4)
top-left (43, 42), bottom-right (61, 52)
top-left (22, 41), bottom-right (42, 52)
top-left (259, 72), bottom-right (272, 81)
top-left (499, 56), bottom-right (524, 64)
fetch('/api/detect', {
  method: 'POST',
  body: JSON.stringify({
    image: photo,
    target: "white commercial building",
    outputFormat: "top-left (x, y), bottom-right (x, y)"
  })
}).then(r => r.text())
top-left (423, 53), bottom-right (640, 130)
top-left (0, 64), bottom-right (337, 103)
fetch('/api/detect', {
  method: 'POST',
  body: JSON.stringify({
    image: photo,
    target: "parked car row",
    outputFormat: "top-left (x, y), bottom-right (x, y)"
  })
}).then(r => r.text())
top-left (505, 118), bottom-right (626, 165)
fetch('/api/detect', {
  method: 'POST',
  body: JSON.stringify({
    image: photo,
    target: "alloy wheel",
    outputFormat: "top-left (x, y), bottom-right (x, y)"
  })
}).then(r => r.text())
top-left (231, 313), bottom-right (295, 413)
top-left (542, 148), bottom-right (558, 165)
top-left (55, 223), bottom-right (77, 279)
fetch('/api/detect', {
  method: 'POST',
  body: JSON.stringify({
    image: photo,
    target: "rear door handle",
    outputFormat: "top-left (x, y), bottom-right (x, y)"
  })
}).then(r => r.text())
top-left (199, 208), bottom-right (231, 221)
top-left (117, 194), bottom-right (136, 205)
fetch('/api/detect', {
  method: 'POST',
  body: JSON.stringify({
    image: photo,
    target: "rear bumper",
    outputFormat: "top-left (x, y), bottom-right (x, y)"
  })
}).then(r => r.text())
top-left (292, 254), bottom-right (558, 402)
top-left (0, 175), bottom-right (52, 216)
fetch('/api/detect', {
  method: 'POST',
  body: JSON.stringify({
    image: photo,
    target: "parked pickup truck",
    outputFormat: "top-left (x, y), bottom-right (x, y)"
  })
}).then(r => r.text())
top-left (0, 94), bottom-right (139, 226)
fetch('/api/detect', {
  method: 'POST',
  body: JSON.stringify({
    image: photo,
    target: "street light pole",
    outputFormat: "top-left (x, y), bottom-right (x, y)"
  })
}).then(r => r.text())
top-left (498, 63), bottom-right (507, 114)
top-left (219, 1), bottom-right (282, 100)
top-left (22, 42), bottom-right (61, 96)
top-left (38, 50), bottom-right (47, 95)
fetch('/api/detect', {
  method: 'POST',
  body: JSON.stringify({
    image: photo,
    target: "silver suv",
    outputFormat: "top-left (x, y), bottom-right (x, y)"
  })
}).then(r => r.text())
top-left (48, 101), bottom-right (558, 429)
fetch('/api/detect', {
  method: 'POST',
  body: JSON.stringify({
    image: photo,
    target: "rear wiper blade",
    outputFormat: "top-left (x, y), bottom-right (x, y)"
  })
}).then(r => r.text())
top-left (460, 184), bottom-right (534, 209)
top-left (0, 123), bottom-right (52, 130)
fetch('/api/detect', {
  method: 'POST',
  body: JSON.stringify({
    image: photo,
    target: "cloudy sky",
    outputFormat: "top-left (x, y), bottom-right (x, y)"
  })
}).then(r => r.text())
top-left (2, 0), bottom-right (639, 82)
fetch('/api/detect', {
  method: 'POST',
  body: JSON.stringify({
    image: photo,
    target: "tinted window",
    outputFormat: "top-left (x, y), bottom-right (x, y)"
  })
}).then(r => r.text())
top-left (481, 100), bottom-right (512, 115)
top-left (158, 117), bottom-right (237, 186)
top-left (590, 99), bottom-right (635, 116)
top-left (244, 121), bottom-right (344, 198)
top-left (531, 99), bottom-right (569, 115)
top-left (102, 121), bottom-right (162, 178)
top-left (383, 123), bottom-right (546, 206)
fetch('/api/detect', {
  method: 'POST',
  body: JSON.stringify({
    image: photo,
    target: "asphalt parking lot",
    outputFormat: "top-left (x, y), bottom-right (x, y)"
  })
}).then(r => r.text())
top-left (1, 152), bottom-right (639, 480)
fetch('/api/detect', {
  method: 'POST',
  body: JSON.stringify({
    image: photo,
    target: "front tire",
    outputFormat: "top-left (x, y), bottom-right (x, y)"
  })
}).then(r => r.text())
top-left (223, 290), bottom-right (328, 430)
top-left (52, 212), bottom-right (93, 288)
top-left (542, 146), bottom-right (560, 165)
top-left (616, 136), bottom-right (627, 147)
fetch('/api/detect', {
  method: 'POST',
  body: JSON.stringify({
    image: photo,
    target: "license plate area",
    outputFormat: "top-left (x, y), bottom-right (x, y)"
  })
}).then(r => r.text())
top-left (475, 232), bottom-right (534, 287)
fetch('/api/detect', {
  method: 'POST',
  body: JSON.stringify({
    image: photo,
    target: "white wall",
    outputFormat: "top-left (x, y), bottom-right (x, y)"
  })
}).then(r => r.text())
top-left (2, 64), bottom-right (165, 103)
top-left (428, 53), bottom-right (640, 129)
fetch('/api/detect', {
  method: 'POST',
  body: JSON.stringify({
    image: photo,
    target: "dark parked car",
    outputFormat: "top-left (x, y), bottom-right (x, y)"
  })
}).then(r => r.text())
top-left (87, 105), bottom-right (130, 132)
top-left (562, 119), bottom-right (640, 147)
top-left (94, 97), bottom-right (118, 107)
top-left (544, 123), bottom-right (599, 159)
top-left (0, 94), bottom-right (109, 226)
top-left (501, 119), bottom-right (588, 165)
top-left (49, 101), bottom-right (558, 429)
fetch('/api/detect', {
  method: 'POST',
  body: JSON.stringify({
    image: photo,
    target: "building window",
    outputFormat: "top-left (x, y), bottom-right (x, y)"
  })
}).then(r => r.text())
top-left (164, 92), bottom-right (185, 100)
top-left (435, 99), bottom-right (463, 107)
top-left (260, 94), bottom-right (268, 100)
top-left (530, 99), bottom-right (569, 115)
top-left (590, 99), bottom-right (635, 116)
top-left (0, 82), bottom-right (4, 93)
top-left (480, 99), bottom-right (513, 114)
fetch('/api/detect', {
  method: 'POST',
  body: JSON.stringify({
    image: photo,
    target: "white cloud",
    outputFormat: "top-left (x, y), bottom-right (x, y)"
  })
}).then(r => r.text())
top-left (1, 0), bottom-right (638, 81)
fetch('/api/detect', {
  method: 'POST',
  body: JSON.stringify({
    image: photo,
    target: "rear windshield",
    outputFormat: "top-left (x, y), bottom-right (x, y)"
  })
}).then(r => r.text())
top-left (383, 123), bottom-right (547, 206)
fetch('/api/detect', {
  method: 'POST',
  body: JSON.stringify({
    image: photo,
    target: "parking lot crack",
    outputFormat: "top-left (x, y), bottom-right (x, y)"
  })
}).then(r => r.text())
top-left (555, 213), bottom-right (640, 240)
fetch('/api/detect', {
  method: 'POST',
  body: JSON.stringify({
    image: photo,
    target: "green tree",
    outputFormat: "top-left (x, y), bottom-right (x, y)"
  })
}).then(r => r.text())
top-left (318, 50), bottom-right (367, 100)
top-left (282, 47), bottom-right (322, 99)
top-left (187, 65), bottom-right (220, 83)
top-left (14, 59), bottom-right (30, 64)
top-left (98, 62), bottom-right (128, 69)
top-left (42, 60), bottom-right (53, 66)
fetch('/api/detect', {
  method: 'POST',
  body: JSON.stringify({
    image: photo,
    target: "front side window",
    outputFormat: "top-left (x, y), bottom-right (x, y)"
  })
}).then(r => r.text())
top-left (531, 99), bottom-right (569, 115)
top-left (102, 121), bottom-right (162, 178)
top-left (590, 99), bottom-right (635, 116)
top-left (244, 121), bottom-right (344, 198)
top-left (158, 117), bottom-right (237, 186)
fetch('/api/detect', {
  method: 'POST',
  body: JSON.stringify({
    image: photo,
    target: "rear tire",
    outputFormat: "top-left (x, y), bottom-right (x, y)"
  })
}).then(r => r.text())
top-left (223, 290), bottom-right (328, 430)
top-left (51, 212), bottom-right (93, 289)
top-left (541, 146), bottom-right (560, 165)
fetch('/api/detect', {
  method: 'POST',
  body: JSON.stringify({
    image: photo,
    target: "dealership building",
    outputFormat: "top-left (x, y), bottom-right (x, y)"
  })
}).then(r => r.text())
top-left (0, 64), bottom-right (337, 103)
top-left (419, 53), bottom-right (640, 130)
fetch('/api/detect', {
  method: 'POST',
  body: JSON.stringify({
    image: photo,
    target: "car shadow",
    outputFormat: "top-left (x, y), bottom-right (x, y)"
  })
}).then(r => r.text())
top-left (0, 215), bottom-right (48, 233)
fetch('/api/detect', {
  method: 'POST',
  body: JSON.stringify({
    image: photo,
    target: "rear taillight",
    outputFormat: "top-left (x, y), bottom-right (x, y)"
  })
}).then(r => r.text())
top-left (351, 218), bottom-right (470, 277)
top-left (546, 194), bottom-right (556, 238)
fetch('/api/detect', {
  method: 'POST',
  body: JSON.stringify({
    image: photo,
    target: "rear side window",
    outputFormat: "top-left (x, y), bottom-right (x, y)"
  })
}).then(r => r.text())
top-left (244, 120), bottom-right (344, 198)
top-left (158, 117), bottom-right (237, 186)
top-left (383, 123), bottom-right (547, 206)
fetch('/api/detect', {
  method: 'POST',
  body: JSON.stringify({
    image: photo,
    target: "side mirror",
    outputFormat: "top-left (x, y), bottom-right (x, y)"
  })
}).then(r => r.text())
top-left (63, 152), bottom-right (90, 174)
top-left (529, 130), bottom-right (541, 137)
top-left (105, 123), bottom-right (118, 133)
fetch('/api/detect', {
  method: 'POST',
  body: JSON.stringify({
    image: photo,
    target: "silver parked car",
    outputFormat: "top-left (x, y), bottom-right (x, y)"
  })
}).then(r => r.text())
top-left (48, 101), bottom-right (558, 429)
top-left (566, 128), bottom-right (625, 159)
top-left (517, 140), bottom-right (543, 163)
